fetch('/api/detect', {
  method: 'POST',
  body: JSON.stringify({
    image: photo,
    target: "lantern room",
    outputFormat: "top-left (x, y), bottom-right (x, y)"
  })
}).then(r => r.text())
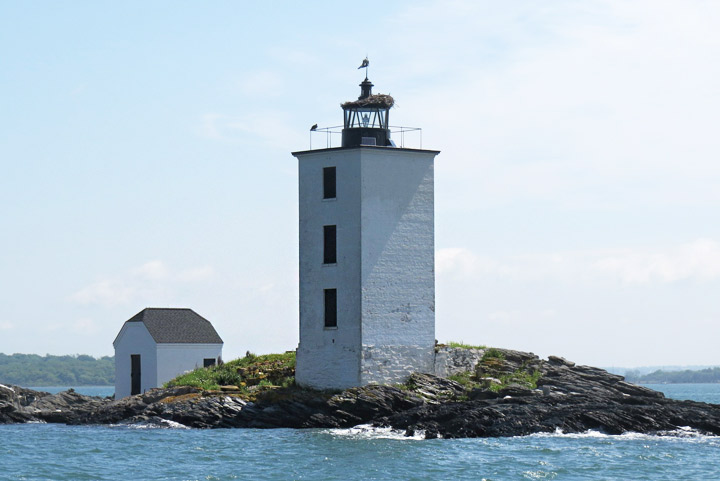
top-left (341, 77), bottom-right (395, 147)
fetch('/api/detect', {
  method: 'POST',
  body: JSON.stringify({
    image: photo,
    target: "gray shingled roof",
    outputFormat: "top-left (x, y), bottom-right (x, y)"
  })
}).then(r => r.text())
top-left (122, 308), bottom-right (223, 344)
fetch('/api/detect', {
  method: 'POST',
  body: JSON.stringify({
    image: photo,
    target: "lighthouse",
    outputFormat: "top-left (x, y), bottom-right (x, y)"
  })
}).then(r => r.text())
top-left (293, 72), bottom-right (440, 390)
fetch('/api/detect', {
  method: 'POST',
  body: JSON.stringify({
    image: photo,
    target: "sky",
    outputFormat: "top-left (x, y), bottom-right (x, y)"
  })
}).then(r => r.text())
top-left (1, 0), bottom-right (719, 368)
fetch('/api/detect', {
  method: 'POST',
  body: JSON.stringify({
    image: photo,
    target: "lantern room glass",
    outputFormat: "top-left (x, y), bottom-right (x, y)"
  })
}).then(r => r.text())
top-left (344, 108), bottom-right (389, 130)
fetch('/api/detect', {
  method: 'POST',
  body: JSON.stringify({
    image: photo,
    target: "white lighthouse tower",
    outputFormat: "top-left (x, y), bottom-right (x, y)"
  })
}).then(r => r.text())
top-left (293, 72), bottom-right (439, 390)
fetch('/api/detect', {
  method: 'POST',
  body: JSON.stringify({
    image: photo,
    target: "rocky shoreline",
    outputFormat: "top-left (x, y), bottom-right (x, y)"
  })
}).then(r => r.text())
top-left (2, 349), bottom-right (720, 439)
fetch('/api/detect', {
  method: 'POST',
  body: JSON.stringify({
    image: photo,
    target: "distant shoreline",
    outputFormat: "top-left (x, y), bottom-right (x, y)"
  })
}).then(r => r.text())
top-left (24, 385), bottom-right (113, 388)
top-left (638, 381), bottom-right (720, 385)
top-left (19, 385), bottom-right (115, 397)
top-left (0, 353), bottom-right (114, 387)
top-left (624, 367), bottom-right (720, 384)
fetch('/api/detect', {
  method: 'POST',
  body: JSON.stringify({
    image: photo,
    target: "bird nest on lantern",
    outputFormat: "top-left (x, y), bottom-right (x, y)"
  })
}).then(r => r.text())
top-left (341, 94), bottom-right (395, 110)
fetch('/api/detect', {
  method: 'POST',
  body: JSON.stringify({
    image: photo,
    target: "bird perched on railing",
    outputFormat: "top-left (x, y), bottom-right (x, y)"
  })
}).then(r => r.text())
top-left (310, 124), bottom-right (318, 131)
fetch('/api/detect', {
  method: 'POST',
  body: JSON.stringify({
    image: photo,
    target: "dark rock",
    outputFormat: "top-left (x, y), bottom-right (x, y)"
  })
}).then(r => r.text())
top-left (548, 356), bottom-right (575, 367)
top-left (476, 377), bottom-right (501, 390)
top-left (32, 390), bottom-right (108, 423)
top-left (424, 426), bottom-right (439, 439)
top-left (404, 373), bottom-right (465, 403)
top-left (1, 349), bottom-right (720, 439)
top-left (373, 356), bottom-right (720, 438)
top-left (497, 384), bottom-right (536, 397)
top-left (219, 385), bottom-right (242, 392)
top-left (0, 384), bottom-right (40, 424)
top-left (0, 385), bottom-right (112, 424)
top-left (468, 388), bottom-right (500, 401)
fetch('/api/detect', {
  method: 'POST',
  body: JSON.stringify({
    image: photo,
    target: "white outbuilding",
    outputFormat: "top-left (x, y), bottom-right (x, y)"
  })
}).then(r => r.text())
top-left (113, 308), bottom-right (223, 398)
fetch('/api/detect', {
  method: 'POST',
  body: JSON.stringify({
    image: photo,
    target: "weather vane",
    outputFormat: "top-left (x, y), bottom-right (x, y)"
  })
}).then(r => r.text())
top-left (358, 56), bottom-right (369, 79)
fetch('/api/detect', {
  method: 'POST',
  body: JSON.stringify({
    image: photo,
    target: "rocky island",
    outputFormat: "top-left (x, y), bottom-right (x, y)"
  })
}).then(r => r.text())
top-left (2, 347), bottom-right (720, 439)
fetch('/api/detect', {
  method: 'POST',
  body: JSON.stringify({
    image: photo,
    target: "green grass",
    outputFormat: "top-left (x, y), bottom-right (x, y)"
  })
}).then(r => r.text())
top-left (446, 341), bottom-right (487, 350)
top-left (163, 365), bottom-right (231, 390)
top-left (448, 367), bottom-right (542, 393)
top-left (489, 369), bottom-right (542, 393)
top-left (481, 348), bottom-right (505, 361)
top-left (165, 348), bottom-right (542, 403)
top-left (226, 352), bottom-right (295, 370)
top-left (448, 371), bottom-right (476, 387)
top-left (165, 351), bottom-right (296, 395)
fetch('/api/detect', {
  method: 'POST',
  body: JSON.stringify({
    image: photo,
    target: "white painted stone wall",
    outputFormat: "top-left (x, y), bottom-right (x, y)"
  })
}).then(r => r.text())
top-left (433, 347), bottom-right (486, 378)
top-left (156, 343), bottom-right (223, 388)
top-left (296, 148), bottom-right (363, 389)
top-left (361, 345), bottom-right (435, 385)
top-left (114, 323), bottom-right (157, 399)
top-left (359, 148), bottom-right (437, 385)
top-left (295, 146), bottom-right (438, 389)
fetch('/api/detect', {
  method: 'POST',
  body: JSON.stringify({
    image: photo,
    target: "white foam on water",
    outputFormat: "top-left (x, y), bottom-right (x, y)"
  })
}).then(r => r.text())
top-left (111, 418), bottom-right (190, 430)
top-left (328, 425), bottom-right (719, 442)
top-left (522, 469), bottom-right (558, 480)
top-left (525, 427), bottom-right (719, 443)
top-left (526, 429), bottom-right (610, 440)
top-left (657, 426), bottom-right (720, 439)
top-left (326, 424), bottom-right (426, 440)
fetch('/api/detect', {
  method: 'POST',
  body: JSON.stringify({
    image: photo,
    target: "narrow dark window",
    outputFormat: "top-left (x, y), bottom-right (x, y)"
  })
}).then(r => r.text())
top-left (324, 288), bottom-right (337, 328)
top-left (130, 354), bottom-right (141, 395)
top-left (323, 225), bottom-right (337, 264)
top-left (203, 358), bottom-right (216, 368)
top-left (323, 166), bottom-right (336, 199)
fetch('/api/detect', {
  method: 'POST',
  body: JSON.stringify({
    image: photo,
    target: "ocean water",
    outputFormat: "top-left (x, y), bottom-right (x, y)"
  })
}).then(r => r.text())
top-left (1, 423), bottom-right (718, 480)
top-left (2, 384), bottom-right (717, 481)
top-left (645, 383), bottom-right (720, 404)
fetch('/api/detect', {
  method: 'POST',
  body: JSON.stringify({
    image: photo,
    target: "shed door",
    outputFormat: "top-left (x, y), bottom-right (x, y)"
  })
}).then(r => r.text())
top-left (130, 354), bottom-right (141, 395)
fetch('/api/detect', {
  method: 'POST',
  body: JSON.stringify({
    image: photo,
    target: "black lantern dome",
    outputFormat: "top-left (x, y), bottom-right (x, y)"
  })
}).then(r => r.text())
top-left (341, 78), bottom-right (394, 147)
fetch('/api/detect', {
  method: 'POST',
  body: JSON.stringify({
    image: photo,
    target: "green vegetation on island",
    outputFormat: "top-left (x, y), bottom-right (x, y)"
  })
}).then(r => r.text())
top-left (166, 343), bottom-right (542, 402)
top-left (624, 367), bottom-right (720, 384)
top-left (444, 341), bottom-right (488, 350)
top-left (0, 353), bottom-right (114, 386)
top-left (165, 351), bottom-right (296, 400)
top-left (447, 347), bottom-right (541, 393)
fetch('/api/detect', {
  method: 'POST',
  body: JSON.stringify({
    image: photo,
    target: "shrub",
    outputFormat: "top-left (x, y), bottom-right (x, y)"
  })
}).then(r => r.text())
top-left (447, 341), bottom-right (487, 350)
top-left (481, 348), bottom-right (505, 361)
top-left (165, 351), bottom-right (296, 396)
top-left (489, 369), bottom-right (542, 393)
top-left (448, 371), bottom-right (475, 387)
top-left (215, 370), bottom-right (243, 387)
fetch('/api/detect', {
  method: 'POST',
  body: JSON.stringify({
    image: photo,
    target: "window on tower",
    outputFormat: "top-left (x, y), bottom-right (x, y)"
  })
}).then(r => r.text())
top-left (323, 225), bottom-right (337, 264)
top-left (323, 167), bottom-right (336, 199)
top-left (324, 288), bottom-right (337, 328)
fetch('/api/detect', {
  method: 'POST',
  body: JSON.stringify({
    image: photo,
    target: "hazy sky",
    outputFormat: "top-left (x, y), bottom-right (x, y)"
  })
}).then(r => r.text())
top-left (2, 1), bottom-right (719, 367)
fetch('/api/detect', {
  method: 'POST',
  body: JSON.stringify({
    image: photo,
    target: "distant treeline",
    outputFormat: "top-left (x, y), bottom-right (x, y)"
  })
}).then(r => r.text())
top-left (0, 353), bottom-right (114, 387)
top-left (624, 367), bottom-right (720, 384)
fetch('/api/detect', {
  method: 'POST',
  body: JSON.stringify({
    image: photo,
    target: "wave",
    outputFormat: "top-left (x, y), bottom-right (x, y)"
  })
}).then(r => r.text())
top-left (324, 424), bottom-right (426, 440)
top-left (323, 424), bottom-right (720, 443)
top-left (525, 426), bottom-right (720, 442)
top-left (110, 418), bottom-right (190, 430)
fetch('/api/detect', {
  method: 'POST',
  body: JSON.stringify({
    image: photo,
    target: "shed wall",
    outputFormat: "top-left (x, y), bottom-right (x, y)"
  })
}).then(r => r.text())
top-left (114, 323), bottom-right (157, 398)
top-left (156, 343), bottom-right (223, 387)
